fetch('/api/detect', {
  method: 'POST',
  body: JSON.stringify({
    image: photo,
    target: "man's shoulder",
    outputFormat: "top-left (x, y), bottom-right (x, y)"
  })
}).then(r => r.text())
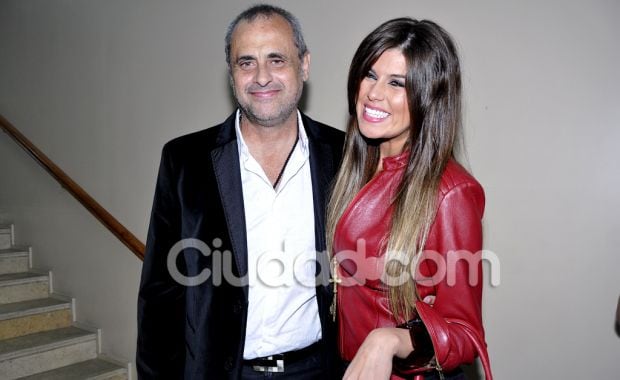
top-left (164, 127), bottom-right (218, 151)
top-left (162, 114), bottom-right (236, 156)
top-left (301, 113), bottom-right (345, 146)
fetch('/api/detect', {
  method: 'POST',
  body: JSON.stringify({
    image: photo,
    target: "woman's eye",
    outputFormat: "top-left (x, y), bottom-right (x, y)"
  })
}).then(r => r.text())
top-left (389, 80), bottom-right (405, 88)
top-left (365, 71), bottom-right (377, 80)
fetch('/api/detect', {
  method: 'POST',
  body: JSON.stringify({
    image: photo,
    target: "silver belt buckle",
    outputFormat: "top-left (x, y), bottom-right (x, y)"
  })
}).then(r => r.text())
top-left (252, 356), bottom-right (284, 373)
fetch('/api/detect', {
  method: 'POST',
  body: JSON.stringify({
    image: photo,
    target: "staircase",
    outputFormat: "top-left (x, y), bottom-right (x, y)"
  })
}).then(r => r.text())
top-left (0, 224), bottom-right (129, 379)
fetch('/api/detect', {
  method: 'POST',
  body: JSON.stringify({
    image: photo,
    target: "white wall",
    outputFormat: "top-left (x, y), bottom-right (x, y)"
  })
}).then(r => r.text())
top-left (1, 0), bottom-right (618, 378)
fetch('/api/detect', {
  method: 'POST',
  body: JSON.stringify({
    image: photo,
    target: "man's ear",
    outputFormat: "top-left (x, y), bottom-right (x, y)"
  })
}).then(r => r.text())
top-left (301, 52), bottom-right (310, 82)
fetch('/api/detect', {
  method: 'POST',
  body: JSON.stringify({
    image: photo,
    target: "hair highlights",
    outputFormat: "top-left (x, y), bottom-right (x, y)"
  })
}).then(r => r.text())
top-left (327, 18), bottom-right (464, 321)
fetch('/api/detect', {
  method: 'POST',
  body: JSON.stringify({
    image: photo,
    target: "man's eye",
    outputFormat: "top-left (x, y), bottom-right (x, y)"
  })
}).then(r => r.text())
top-left (271, 59), bottom-right (285, 66)
top-left (238, 61), bottom-right (254, 69)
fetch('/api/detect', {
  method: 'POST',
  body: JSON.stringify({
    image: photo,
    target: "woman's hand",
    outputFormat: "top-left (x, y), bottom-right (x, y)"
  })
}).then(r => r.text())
top-left (343, 327), bottom-right (412, 380)
top-left (343, 296), bottom-right (435, 379)
top-left (422, 295), bottom-right (435, 305)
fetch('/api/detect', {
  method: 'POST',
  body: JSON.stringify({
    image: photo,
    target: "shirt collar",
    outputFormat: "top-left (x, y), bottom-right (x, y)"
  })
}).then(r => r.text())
top-left (235, 109), bottom-right (309, 161)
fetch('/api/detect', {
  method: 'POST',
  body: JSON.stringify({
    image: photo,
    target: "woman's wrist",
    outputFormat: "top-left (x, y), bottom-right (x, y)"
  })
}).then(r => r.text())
top-left (371, 327), bottom-right (414, 359)
top-left (393, 327), bottom-right (415, 358)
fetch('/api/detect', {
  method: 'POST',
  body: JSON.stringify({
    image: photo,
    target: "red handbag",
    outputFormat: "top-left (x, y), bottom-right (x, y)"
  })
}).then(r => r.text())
top-left (395, 301), bottom-right (493, 380)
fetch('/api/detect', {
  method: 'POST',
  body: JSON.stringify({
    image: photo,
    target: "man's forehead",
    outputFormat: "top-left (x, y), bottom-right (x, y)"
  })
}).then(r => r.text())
top-left (230, 14), bottom-right (296, 53)
top-left (235, 13), bottom-right (291, 32)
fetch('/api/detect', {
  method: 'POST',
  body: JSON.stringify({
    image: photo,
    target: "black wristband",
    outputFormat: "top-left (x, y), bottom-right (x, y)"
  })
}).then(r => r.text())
top-left (394, 318), bottom-right (435, 368)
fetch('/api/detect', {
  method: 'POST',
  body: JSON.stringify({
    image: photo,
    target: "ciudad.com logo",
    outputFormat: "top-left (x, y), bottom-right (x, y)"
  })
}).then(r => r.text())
top-left (166, 238), bottom-right (500, 288)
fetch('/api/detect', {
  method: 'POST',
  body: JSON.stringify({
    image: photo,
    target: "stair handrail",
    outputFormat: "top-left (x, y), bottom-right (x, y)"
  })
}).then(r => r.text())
top-left (0, 113), bottom-right (145, 260)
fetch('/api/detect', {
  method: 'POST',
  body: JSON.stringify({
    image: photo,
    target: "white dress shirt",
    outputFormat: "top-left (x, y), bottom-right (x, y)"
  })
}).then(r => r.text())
top-left (235, 110), bottom-right (322, 359)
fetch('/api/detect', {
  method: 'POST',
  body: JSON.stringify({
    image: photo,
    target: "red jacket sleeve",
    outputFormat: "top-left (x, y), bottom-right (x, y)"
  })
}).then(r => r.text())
top-left (412, 179), bottom-right (487, 372)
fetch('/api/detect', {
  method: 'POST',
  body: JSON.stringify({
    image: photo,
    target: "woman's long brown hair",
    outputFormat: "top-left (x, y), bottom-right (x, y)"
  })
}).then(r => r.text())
top-left (326, 18), bottom-right (464, 321)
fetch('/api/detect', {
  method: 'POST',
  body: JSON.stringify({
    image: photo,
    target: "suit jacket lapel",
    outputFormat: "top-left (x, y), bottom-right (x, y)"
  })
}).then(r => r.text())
top-left (304, 114), bottom-right (335, 287)
top-left (211, 114), bottom-right (249, 296)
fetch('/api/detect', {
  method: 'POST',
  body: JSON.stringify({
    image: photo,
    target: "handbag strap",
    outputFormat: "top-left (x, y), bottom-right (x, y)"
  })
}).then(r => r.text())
top-left (446, 318), bottom-right (493, 380)
top-left (465, 327), bottom-right (492, 379)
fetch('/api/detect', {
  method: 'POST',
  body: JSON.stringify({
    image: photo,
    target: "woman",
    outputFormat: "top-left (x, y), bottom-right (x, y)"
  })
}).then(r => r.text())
top-left (327, 18), bottom-right (491, 379)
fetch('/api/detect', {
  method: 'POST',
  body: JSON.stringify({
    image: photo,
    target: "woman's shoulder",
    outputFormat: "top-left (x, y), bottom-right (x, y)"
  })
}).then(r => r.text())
top-left (435, 159), bottom-right (485, 219)
top-left (438, 159), bottom-right (484, 199)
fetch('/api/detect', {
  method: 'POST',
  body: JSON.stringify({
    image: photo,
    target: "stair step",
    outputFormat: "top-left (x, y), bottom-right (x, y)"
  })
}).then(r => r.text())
top-left (0, 326), bottom-right (98, 379)
top-left (0, 225), bottom-right (11, 250)
top-left (0, 272), bottom-right (49, 304)
top-left (0, 297), bottom-right (72, 339)
top-left (0, 223), bottom-right (129, 377)
top-left (0, 248), bottom-right (30, 275)
top-left (16, 358), bottom-right (127, 380)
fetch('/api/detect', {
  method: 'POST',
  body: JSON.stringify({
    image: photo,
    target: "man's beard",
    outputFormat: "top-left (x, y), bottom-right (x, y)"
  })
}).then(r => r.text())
top-left (232, 77), bottom-right (304, 128)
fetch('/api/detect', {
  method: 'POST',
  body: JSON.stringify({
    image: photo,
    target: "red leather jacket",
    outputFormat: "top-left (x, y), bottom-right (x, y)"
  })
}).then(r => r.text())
top-left (334, 152), bottom-right (488, 377)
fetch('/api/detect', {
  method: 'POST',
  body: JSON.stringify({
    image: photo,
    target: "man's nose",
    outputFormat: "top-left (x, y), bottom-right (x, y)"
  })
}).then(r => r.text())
top-left (255, 62), bottom-right (273, 86)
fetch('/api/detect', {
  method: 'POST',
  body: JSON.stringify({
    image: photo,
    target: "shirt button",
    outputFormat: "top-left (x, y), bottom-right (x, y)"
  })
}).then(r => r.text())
top-left (232, 301), bottom-right (243, 314)
top-left (224, 357), bottom-right (233, 371)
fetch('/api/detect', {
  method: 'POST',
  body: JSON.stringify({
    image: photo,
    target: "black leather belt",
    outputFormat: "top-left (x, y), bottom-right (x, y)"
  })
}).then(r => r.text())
top-left (243, 340), bottom-right (321, 372)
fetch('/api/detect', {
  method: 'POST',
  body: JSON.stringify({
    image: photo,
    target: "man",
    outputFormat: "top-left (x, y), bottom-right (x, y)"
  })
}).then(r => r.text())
top-left (137, 4), bottom-right (344, 379)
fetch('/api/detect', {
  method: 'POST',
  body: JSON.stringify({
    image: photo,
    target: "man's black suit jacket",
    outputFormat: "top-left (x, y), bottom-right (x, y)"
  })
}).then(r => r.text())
top-left (137, 112), bottom-right (344, 379)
